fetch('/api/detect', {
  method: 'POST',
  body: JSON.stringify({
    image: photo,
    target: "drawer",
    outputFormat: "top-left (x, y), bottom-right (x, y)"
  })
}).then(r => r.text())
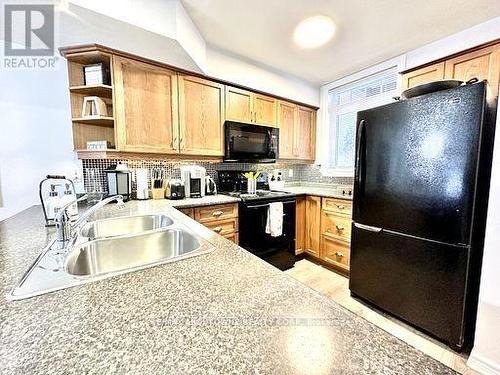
top-left (321, 235), bottom-right (350, 271)
top-left (223, 231), bottom-right (239, 244)
top-left (204, 218), bottom-right (238, 236)
top-left (321, 211), bottom-right (352, 242)
top-left (322, 198), bottom-right (352, 216)
top-left (178, 207), bottom-right (194, 218)
top-left (194, 203), bottom-right (238, 223)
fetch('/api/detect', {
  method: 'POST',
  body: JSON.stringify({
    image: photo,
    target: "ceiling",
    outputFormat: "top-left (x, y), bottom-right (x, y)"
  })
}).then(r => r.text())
top-left (181, 0), bottom-right (500, 85)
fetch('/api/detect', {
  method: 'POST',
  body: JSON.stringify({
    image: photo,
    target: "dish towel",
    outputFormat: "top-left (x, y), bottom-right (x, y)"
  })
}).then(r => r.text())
top-left (265, 202), bottom-right (283, 237)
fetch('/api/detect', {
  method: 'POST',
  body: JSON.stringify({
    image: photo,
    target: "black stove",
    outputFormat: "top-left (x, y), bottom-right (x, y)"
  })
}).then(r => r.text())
top-left (217, 171), bottom-right (296, 271)
top-left (225, 189), bottom-right (296, 202)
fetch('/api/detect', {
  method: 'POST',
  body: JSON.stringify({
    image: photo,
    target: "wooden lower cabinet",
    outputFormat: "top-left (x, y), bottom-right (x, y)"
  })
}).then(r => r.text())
top-left (321, 235), bottom-right (350, 272)
top-left (297, 195), bottom-right (352, 272)
top-left (178, 207), bottom-right (194, 218)
top-left (305, 196), bottom-right (321, 257)
top-left (295, 196), bottom-right (306, 254)
top-left (179, 203), bottom-right (239, 244)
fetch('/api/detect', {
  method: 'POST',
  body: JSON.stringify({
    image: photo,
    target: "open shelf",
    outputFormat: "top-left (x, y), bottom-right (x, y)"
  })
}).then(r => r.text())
top-left (69, 84), bottom-right (113, 98)
top-left (72, 116), bottom-right (114, 127)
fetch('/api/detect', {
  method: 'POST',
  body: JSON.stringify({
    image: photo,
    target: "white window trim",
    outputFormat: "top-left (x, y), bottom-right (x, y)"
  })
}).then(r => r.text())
top-left (316, 55), bottom-right (406, 177)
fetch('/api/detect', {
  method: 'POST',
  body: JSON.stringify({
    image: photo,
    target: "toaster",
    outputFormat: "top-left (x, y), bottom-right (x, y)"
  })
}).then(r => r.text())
top-left (165, 179), bottom-right (185, 200)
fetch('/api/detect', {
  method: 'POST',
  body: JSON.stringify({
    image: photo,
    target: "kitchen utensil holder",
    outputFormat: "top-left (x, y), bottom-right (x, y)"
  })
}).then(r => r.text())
top-left (247, 178), bottom-right (257, 195)
top-left (39, 175), bottom-right (77, 227)
top-left (151, 179), bottom-right (166, 199)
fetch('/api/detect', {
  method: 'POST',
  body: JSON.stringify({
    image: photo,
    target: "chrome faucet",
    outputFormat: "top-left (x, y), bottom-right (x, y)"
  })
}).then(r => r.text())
top-left (55, 195), bottom-right (125, 244)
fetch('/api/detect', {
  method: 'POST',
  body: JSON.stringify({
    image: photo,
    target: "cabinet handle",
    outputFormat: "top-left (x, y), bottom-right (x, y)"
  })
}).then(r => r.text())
top-left (334, 251), bottom-right (344, 258)
top-left (336, 204), bottom-right (345, 210)
top-left (212, 210), bottom-right (223, 217)
top-left (335, 224), bottom-right (345, 231)
top-left (213, 226), bottom-right (223, 233)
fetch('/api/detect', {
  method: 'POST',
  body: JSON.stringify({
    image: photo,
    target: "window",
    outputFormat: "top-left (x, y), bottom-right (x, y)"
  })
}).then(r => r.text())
top-left (325, 68), bottom-right (399, 176)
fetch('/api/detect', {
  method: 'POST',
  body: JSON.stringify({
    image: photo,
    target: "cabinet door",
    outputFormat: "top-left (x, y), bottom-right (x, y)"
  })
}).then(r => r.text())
top-left (295, 106), bottom-right (316, 160)
top-left (444, 44), bottom-right (500, 102)
top-left (305, 196), bottom-right (321, 257)
top-left (401, 62), bottom-right (445, 90)
top-left (113, 56), bottom-right (179, 153)
top-left (225, 86), bottom-right (253, 123)
top-left (277, 100), bottom-right (297, 159)
top-left (295, 196), bottom-right (306, 255)
top-left (178, 75), bottom-right (225, 156)
top-left (254, 93), bottom-right (277, 126)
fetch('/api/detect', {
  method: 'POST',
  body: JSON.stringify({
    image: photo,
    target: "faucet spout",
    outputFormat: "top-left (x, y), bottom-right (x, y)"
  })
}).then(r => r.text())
top-left (55, 195), bottom-right (124, 244)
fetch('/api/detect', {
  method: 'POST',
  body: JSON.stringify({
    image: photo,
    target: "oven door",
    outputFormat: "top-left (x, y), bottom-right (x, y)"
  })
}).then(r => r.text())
top-left (239, 199), bottom-right (295, 270)
top-left (224, 121), bottom-right (279, 162)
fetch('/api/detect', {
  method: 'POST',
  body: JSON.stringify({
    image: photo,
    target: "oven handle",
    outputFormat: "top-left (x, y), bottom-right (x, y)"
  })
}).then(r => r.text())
top-left (245, 200), bottom-right (296, 209)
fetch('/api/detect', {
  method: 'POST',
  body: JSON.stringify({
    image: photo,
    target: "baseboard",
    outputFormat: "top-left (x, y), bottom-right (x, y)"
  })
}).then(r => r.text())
top-left (468, 353), bottom-right (500, 375)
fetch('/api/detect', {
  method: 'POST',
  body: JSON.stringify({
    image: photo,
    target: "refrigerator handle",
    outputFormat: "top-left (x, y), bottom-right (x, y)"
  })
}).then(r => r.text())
top-left (354, 223), bottom-right (382, 232)
top-left (355, 119), bottom-right (366, 192)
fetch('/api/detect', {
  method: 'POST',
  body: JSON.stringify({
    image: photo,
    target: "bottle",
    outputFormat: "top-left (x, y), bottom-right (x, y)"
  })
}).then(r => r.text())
top-left (45, 185), bottom-right (60, 220)
top-left (62, 183), bottom-right (79, 222)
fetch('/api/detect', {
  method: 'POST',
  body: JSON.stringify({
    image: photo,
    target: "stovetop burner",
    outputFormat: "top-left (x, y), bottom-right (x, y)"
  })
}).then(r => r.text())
top-left (225, 189), bottom-right (295, 201)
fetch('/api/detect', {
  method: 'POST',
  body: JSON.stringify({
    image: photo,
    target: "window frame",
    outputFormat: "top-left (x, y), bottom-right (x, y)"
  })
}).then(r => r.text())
top-left (317, 57), bottom-right (404, 177)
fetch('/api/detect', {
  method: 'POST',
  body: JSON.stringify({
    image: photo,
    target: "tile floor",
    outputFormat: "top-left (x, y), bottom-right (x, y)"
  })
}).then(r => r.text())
top-left (286, 259), bottom-right (479, 375)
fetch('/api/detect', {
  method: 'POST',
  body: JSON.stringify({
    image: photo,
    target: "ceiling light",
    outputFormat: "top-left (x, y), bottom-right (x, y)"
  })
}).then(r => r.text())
top-left (294, 16), bottom-right (335, 49)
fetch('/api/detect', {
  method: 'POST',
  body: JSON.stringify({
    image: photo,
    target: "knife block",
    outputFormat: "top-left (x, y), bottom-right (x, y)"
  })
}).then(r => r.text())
top-left (151, 179), bottom-right (166, 200)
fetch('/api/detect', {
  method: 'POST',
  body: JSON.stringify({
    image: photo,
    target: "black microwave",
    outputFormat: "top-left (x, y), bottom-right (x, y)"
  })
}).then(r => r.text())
top-left (224, 121), bottom-right (279, 163)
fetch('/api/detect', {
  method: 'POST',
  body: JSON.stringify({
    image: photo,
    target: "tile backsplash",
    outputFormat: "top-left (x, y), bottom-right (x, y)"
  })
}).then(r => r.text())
top-left (82, 159), bottom-right (353, 193)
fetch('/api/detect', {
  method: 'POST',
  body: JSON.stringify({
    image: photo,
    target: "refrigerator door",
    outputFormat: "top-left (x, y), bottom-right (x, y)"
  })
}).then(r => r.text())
top-left (349, 224), bottom-right (470, 349)
top-left (354, 82), bottom-right (486, 245)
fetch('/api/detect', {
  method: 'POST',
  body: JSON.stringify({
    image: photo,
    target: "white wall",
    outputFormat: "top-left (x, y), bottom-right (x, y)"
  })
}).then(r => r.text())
top-left (0, 42), bottom-right (78, 221)
top-left (206, 47), bottom-right (319, 106)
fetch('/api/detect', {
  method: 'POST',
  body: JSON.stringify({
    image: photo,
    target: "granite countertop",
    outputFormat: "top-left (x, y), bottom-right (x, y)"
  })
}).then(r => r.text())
top-left (0, 202), bottom-right (455, 374)
top-left (282, 184), bottom-right (353, 200)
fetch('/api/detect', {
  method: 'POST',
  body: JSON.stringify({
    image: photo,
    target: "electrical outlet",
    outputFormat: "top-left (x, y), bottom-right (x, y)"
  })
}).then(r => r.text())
top-left (288, 169), bottom-right (293, 177)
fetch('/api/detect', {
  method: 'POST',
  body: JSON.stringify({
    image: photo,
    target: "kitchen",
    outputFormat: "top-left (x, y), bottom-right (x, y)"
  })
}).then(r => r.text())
top-left (1, 1), bottom-right (500, 374)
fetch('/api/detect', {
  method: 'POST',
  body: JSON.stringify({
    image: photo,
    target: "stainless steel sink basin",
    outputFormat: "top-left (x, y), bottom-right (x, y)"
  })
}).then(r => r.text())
top-left (66, 229), bottom-right (200, 277)
top-left (79, 214), bottom-right (174, 240)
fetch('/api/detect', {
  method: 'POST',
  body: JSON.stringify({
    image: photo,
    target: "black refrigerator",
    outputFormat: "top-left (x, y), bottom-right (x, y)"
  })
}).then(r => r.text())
top-left (349, 81), bottom-right (494, 351)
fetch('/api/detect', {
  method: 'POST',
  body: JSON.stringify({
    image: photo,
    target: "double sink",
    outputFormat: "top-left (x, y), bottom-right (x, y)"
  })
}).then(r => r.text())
top-left (9, 212), bottom-right (214, 300)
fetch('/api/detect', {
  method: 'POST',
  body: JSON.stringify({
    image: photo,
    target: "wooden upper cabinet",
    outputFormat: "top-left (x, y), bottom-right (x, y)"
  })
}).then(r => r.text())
top-left (178, 75), bottom-right (225, 156)
top-left (444, 44), bottom-right (500, 101)
top-left (225, 85), bottom-right (278, 126)
top-left (295, 106), bottom-right (316, 160)
top-left (113, 56), bottom-right (179, 153)
top-left (401, 62), bottom-right (445, 90)
top-left (277, 100), bottom-right (297, 159)
top-left (225, 86), bottom-right (253, 123)
top-left (254, 94), bottom-right (277, 126)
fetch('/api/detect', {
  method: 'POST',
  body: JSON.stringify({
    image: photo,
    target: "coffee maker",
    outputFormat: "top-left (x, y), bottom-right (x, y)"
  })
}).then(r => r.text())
top-left (180, 166), bottom-right (206, 198)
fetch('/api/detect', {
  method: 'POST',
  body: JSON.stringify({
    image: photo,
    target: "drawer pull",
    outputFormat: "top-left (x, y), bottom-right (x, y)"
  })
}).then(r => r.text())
top-left (213, 226), bottom-right (223, 233)
top-left (336, 204), bottom-right (345, 210)
top-left (335, 224), bottom-right (345, 231)
top-left (334, 251), bottom-right (344, 258)
top-left (212, 210), bottom-right (223, 217)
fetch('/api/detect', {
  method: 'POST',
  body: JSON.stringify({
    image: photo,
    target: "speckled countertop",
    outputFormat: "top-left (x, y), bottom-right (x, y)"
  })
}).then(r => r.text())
top-left (282, 184), bottom-right (353, 200)
top-left (0, 201), bottom-right (455, 374)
